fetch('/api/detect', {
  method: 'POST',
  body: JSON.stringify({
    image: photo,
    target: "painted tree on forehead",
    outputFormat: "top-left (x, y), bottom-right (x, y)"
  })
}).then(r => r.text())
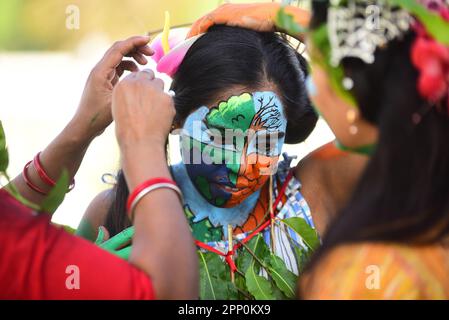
top-left (253, 95), bottom-right (284, 132)
top-left (206, 93), bottom-right (256, 132)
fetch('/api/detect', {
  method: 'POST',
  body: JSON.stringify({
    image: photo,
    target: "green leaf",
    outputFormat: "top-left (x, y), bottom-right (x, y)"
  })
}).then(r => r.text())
top-left (234, 272), bottom-right (252, 300)
top-left (217, 264), bottom-right (239, 300)
top-left (0, 121), bottom-right (5, 150)
top-left (241, 235), bottom-right (276, 300)
top-left (271, 281), bottom-right (289, 300)
top-left (275, 6), bottom-right (306, 36)
top-left (293, 245), bottom-right (310, 274)
top-left (282, 217), bottom-right (320, 251)
top-left (0, 147), bottom-right (8, 172)
top-left (266, 255), bottom-right (297, 299)
top-left (245, 264), bottom-right (275, 300)
top-left (198, 251), bottom-right (219, 300)
top-left (0, 121), bottom-right (9, 172)
top-left (40, 169), bottom-right (69, 214)
top-left (198, 251), bottom-right (236, 300)
top-left (236, 234), bottom-right (271, 274)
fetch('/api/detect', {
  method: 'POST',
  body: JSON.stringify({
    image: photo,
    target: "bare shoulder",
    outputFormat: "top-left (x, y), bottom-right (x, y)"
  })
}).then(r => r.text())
top-left (75, 189), bottom-right (114, 240)
top-left (296, 141), bottom-right (368, 202)
top-left (294, 142), bottom-right (369, 235)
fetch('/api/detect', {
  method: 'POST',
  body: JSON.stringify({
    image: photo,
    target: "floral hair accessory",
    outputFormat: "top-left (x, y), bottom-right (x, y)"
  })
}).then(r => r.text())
top-left (310, 0), bottom-right (449, 112)
top-left (410, 0), bottom-right (449, 113)
top-left (328, 0), bottom-right (411, 66)
top-left (150, 11), bottom-right (204, 77)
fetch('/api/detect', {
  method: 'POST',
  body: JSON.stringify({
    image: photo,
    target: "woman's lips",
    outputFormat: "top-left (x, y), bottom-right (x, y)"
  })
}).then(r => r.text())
top-left (215, 183), bottom-right (240, 193)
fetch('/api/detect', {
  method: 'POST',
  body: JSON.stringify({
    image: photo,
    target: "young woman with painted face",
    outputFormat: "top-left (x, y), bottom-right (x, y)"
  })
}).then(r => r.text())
top-left (77, 22), bottom-right (369, 299)
top-left (78, 25), bottom-right (320, 282)
top-left (182, 3), bottom-right (376, 238)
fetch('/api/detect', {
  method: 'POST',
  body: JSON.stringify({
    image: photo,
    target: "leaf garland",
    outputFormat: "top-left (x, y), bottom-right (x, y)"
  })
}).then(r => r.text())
top-left (197, 228), bottom-right (317, 300)
top-left (282, 217), bottom-right (320, 251)
top-left (198, 251), bottom-right (238, 300)
top-left (266, 254), bottom-right (297, 298)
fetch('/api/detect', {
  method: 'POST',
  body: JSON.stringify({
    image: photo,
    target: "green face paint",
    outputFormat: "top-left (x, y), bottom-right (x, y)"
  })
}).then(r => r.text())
top-left (180, 91), bottom-right (287, 208)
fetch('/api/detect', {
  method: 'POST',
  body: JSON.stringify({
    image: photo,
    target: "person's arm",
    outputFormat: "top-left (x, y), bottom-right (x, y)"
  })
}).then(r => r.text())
top-left (0, 68), bottom-right (198, 300)
top-left (9, 36), bottom-right (154, 206)
top-left (111, 70), bottom-right (198, 299)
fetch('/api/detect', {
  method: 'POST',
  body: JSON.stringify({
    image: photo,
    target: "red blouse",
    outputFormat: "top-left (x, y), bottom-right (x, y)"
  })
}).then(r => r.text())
top-left (0, 189), bottom-right (154, 299)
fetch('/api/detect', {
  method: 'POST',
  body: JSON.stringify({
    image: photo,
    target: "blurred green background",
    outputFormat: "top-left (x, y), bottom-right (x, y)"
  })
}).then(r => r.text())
top-left (0, 0), bottom-right (225, 50)
top-left (1, 0), bottom-right (311, 51)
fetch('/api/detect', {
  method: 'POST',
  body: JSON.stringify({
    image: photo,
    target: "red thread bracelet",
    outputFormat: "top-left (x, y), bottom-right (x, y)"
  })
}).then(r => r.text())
top-left (127, 178), bottom-right (182, 220)
top-left (22, 160), bottom-right (49, 195)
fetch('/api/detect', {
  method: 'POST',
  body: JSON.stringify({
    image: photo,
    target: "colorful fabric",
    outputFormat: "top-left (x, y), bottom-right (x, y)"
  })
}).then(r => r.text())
top-left (0, 189), bottom-right (154, 299)
top-left (300, 242), bottom-right (449, 299)
top-left (180, 91), bottom-right (287, 208)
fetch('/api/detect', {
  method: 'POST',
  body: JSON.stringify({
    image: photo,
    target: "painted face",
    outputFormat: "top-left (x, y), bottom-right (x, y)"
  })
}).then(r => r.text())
top-left (180, 91), bottom-right (287, 208)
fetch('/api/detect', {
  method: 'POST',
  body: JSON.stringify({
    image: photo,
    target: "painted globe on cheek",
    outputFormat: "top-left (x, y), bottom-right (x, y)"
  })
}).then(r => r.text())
top-left (180, 91), bottom-right (287, 208)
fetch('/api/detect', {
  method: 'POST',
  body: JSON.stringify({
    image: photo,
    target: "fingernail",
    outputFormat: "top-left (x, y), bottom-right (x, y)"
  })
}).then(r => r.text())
top-left (95, 227), bottom-right (104, 245)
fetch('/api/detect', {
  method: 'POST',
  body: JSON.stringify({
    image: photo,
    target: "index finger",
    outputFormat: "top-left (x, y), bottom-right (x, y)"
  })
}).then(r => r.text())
top-left (99, 226), bottom-right (135, 251)
top-left (100, 36), bottom-right (152, 70)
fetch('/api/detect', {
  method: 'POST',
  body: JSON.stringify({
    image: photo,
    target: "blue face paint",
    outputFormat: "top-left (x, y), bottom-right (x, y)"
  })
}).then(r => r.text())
top-left (179, 91), bottom-right (287, 208)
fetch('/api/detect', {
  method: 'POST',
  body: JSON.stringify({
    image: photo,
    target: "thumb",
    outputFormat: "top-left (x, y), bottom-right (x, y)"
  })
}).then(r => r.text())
top-left (95, 226), bottom-right (110, 245)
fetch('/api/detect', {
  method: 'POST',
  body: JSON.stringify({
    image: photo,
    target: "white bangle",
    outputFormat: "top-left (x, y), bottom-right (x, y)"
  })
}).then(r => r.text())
top-left (129, 183), bottom-right (183, 220)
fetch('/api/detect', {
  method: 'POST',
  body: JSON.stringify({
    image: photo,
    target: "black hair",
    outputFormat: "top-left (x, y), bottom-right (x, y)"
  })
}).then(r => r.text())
top-left (302, 0), bottom-right (449, 285)
top-left (104, 25), bottom-right (318, 236)
top-left (172, 25), bottom-right (317, 144)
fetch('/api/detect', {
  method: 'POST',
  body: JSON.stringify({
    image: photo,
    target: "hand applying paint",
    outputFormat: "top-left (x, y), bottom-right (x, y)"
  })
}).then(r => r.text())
top-left (75, 35), bottom-right (154, 138)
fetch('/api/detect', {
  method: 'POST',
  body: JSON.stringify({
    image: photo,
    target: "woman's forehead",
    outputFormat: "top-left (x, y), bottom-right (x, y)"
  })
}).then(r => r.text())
top-left (205, 84), bottom-right (280, 109)
top-left (203, 91), bottom-right (287, 133)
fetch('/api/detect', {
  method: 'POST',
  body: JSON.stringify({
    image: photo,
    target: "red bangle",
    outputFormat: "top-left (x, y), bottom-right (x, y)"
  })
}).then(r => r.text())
top-left (22, 160), bottom-right (49, 195)
top-left (33, 152), bottom-right (76, 192)
top-left (33, 152), bottom-right (56, 186)
top-left (126, 178), bottom-right (182, 219)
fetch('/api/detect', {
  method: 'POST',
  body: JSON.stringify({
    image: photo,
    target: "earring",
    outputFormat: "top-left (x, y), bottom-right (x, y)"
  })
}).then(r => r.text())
top-left (346, 109), bottom-right (358, 135)
top-left (342, 77), bottom-right (354, 90)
